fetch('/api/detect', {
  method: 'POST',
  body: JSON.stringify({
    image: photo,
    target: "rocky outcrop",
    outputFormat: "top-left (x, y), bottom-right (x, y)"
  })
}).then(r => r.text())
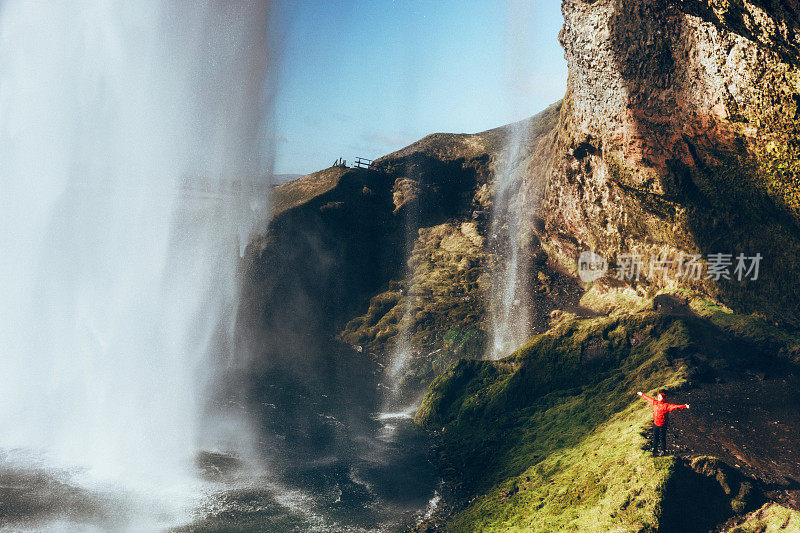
top-left (239, 135), bottom-right (493, 366)
top-left (408, 0), bottom-right (800, 529)
top-left (336, 105), bottom-right (582, 389)
top-left (238, 102), bottom-right (583, 403)
top-left (240, 166), bottom-right (400, 361)
top-left (238, 1), bottom-right (800, 527)
top-left (539, 0), bottom-right (800, 324)
top-left (672, 0), bottom-right (800, 66)
top-left (234, 129), bottom-right (504, 430)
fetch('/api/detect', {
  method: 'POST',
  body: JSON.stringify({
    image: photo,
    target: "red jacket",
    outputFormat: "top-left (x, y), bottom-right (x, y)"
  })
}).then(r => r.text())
top-left (640, 394), bottom-right (688, 426)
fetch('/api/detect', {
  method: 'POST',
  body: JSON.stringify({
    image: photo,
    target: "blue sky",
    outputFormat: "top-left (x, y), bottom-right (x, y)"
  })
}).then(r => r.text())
top-left (270, 1), bottom-right (566, 175)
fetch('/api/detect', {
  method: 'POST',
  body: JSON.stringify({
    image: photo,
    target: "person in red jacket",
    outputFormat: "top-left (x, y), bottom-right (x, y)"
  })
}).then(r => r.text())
top-left (637, 391), bottom-right (689, 456)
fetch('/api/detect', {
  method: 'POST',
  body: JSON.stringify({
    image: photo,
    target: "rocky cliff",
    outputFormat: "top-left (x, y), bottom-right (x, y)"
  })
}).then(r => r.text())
top-left (409, 0), bottom-right (800, 530)
top-left (239, 0), bottom-right (800, 530)
top-left (541, 0), bottom-right (800, 322)
top-left (239, 104), bottom-right (581, 401)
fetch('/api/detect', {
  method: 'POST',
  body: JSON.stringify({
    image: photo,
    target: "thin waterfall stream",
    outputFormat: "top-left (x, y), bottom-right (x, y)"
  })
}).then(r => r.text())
top-left (487, 120), bottom-right (534, 359)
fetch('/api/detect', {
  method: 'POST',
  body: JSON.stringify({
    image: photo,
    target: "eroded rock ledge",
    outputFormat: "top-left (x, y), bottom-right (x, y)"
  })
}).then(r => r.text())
top-left (541, 0), bottom-right (800, 324)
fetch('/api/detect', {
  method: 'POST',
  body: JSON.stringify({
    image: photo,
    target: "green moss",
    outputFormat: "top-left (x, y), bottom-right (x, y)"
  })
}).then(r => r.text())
top-left (416, 308), bottom-right (796, 531)
top-left (677, 143), bottom-right (800, 327)
top-left (579, 285), bottom-right (651, 315)
top-left (731, 481), bottom-right (755, 514)
top-left (450, 408), bottom-right (677, 532)
top-left (270, 166), bottom-right (347, 217)
top-left (416, 312), bottom-right (694, 530)
top-left (339, 221), bottom-right (488, 389)
top-left (686, 292), bottom-right (800, 363)
top-left (760, 141), bottom-right (800, 224)
top-left (439, 328), bottom-right (485, 364)
top-left (339, 291), bottom-right (405, 347)
top-left (539, 240), bottom-right (579, 277)
top-left (728, 503), bottom-right (800, 532)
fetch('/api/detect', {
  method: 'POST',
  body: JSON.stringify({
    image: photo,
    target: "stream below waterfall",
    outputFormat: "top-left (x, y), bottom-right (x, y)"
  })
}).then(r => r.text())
top-left (179, 339), bottom-right (440, 532)
top-left (0, 401), bottom-right (437, 532)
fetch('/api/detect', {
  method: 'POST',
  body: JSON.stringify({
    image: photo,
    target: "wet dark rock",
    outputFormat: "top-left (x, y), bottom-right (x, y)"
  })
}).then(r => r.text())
top-left (195, 451), bottom-right (244, 481)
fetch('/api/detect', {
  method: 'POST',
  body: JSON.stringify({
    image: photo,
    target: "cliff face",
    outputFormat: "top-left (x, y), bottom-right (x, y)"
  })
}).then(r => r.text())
top-left (238, 104), bottom-right (580, 408)
top-left (240, 135), bottom-right (492, 366)
top-left (541, 0), bottom-right (800, 322)
top-left (337, 107), bottom-right (582, 390)
top-left (238, 1), bottom-right (800, 528)
top-left (410, 1), bottom-right (800, 530)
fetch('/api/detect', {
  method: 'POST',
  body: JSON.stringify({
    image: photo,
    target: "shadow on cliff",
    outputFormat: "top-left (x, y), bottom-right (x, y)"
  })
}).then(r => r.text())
top-left (226, 148), bottom-right (489, 472)
top-left (233, 167), bottom-right (400, 467)
top-left (607, 0), bottom-right (800, 325)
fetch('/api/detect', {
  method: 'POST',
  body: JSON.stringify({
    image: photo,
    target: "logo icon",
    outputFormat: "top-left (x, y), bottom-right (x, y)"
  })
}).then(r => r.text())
top-left (578, 251), bottom-right (607, 282)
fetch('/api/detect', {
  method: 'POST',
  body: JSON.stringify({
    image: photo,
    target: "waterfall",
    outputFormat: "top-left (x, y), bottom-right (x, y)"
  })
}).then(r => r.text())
top-left (0, 0), bottom-right (274, 525)
top-left (485, 0), bottom-right (539, 360)
top-left (487, 120), bottom-right (533, 359)
top-left (382, 184), bottom-right (421, 414)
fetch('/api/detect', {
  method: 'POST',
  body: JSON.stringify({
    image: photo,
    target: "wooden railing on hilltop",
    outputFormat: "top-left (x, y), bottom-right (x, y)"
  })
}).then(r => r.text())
top-left (353, 157), bottom-right (374, 169)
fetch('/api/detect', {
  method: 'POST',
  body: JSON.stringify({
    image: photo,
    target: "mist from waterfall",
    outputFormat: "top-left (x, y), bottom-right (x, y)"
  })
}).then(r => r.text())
top-left (487, 0), bottom-right (538, 359)
top-left (386, 310), bottom-right (415, 404)
top-left (0, 0), bottom-right (274, 527)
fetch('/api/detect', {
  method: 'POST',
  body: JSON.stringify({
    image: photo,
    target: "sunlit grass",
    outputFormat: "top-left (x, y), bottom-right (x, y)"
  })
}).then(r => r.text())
top-left (416, 303), bottom-right (799, 531)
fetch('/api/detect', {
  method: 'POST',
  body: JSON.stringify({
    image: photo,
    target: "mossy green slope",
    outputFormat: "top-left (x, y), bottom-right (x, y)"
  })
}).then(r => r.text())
top-left (416, 313), bottom-right (689, 531)
top-left (415, 309), bottom-right (797, 531)
top-left (728, 503), bottom-right (800, 532)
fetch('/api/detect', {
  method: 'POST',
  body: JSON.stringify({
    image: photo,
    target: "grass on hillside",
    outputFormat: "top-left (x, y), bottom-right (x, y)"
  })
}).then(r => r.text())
top-left (415, 308), bottom-right (794, 531)
top-left (728, 503), bottom-right (800, 532)
top-left (449, 408), bottom-right (677, 532)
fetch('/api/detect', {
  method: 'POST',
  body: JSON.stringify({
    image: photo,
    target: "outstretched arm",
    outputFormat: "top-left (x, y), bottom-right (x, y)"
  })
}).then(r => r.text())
top-left (666, 403), bottom-right (689, 411)
top-left (637, 391), bottom-right (655, 404)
